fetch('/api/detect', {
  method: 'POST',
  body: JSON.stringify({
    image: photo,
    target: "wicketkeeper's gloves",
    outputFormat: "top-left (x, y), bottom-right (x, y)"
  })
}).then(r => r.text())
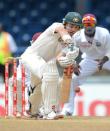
top-left (98, 56), bottom-right (109, 70)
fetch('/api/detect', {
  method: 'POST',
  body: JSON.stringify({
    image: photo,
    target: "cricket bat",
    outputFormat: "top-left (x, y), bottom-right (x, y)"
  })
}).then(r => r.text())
top-left (60, 44), bottom-right (73, 103)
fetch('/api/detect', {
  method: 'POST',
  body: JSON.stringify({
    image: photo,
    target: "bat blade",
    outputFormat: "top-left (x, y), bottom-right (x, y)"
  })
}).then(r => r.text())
top-left (60, 43), bottom-right (74, 104)
top-left (60, 66), bottom-right (73, 103)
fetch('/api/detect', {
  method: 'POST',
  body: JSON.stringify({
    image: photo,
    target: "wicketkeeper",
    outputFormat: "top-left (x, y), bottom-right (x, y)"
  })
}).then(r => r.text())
top-left (61, 13), bottom-right (110, 116)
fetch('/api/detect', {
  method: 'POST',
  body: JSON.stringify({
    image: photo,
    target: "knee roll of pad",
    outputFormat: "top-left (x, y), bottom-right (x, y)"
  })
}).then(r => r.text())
top-left (42, 73), bottom-right (59, 82)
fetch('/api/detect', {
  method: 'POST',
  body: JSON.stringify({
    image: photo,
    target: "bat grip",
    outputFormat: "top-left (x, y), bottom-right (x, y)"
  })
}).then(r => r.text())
top-left (66, 65), bottom-right (72, 77)
top-left (65, 43), bottom-right (74, 77)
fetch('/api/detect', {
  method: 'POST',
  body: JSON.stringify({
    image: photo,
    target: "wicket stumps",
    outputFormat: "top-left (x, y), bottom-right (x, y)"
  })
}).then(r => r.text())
top-left (5, 57), bottom-right (26, 117)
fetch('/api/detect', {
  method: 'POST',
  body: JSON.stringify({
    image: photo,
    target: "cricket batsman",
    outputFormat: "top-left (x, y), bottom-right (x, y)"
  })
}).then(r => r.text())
top-left (28, 32), bottom-right (75, 119)
top-left (20, 12), bottom-right (74, 120)
top-left (28, 12), bottom-right (82, 119)
top-left (8, 12), bottom-right (81, 120)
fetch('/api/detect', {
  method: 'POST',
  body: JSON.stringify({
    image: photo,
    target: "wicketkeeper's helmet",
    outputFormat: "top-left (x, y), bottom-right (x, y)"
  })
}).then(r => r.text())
top-left (82, 14), bottom-right (97, 24)
top-left (63, 12), bottom-right (82, 27)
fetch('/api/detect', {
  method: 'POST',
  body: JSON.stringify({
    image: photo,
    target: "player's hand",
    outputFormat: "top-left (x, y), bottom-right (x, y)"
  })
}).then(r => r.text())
top-left (63, 64), bottom-right (80, 76)
top-left (98, 56), bottom-right (109, 70)
top-left (73, 64), bottom-right (80, 76)
top-left (62, 34), bottom-right (72, 44)
top-left (64, 38), bottom-right (72, 44)
top-left (63, 65), bottom-right (74, 75)
top-left (58, 56), bottom-right (76, 67)
top-left (66, 47), bottom-right (79, 60)
top-left (98, 61), bottom-right (104, 70)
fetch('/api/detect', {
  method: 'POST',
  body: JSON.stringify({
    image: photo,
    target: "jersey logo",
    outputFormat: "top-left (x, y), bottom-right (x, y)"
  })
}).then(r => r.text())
top-left (93, 39), bottom-right (101, 47)
top-left (95, 41), bottom-right (101, 47)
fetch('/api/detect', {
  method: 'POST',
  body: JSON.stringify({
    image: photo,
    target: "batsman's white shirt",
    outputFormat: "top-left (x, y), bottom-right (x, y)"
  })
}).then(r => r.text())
top-left (73, 26), bottom-right (110, 60)
top-left (22, 22), bottom-right (65, 62)
top-left (21, 23), bottom-right (65, 78)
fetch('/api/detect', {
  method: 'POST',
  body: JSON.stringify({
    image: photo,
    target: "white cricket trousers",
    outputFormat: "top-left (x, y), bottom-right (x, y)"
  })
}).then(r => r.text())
top-left (63, 58), bottom-right (110, 114)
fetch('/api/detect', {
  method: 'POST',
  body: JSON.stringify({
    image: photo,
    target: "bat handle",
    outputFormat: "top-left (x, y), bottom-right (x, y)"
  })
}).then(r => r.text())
top-left (66, 65), bottom-right (72, 78)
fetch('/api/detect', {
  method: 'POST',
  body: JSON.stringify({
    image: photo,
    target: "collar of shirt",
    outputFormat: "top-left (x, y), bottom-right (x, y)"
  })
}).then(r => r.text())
top-left (81, 27), bottom-right (99, 43)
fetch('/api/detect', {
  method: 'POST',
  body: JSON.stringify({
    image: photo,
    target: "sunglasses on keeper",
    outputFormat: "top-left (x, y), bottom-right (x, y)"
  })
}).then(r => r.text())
top-left (83, 23), bottom-right (96, 27)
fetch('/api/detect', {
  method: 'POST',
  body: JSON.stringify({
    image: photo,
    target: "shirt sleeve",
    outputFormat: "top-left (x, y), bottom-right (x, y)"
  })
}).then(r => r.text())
top-left (47, 22), bottom-right (64, 35)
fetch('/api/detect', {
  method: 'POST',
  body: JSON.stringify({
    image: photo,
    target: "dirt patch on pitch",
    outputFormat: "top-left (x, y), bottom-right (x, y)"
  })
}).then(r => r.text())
top-left (0, 117), bottom-right (110, 131)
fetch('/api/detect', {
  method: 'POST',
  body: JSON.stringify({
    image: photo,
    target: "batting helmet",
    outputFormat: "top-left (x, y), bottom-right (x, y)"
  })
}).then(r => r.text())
top-left (82, 14), bottom-right (97, 25)
top-left (63, 12), bottom-right (82, 27)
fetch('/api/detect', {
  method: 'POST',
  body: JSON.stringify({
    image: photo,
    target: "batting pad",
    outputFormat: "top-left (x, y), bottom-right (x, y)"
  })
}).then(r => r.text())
top-left (41, 72), bottom-right (59, 114)
top-left (29, 83), bottom-right (42, 115)
top-left (21, 53), bottom-right (47, 79)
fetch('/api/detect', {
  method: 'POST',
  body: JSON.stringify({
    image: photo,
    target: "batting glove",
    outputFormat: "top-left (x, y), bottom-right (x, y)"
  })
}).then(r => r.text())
top-left (66, 47), bottom-right (79, 61)
top-left (98, 56), bottom-right (109, 70)
top-left (62, 34), bottom-right (72, 44)
top-left (58, 56), bottom-right (76, 68)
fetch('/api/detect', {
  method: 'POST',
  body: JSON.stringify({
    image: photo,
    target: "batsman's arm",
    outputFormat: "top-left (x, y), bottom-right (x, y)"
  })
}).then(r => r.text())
top-left (65, 44), bottom-right (74, 77)
top-left (55, 25), bottom-right (72, 44)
